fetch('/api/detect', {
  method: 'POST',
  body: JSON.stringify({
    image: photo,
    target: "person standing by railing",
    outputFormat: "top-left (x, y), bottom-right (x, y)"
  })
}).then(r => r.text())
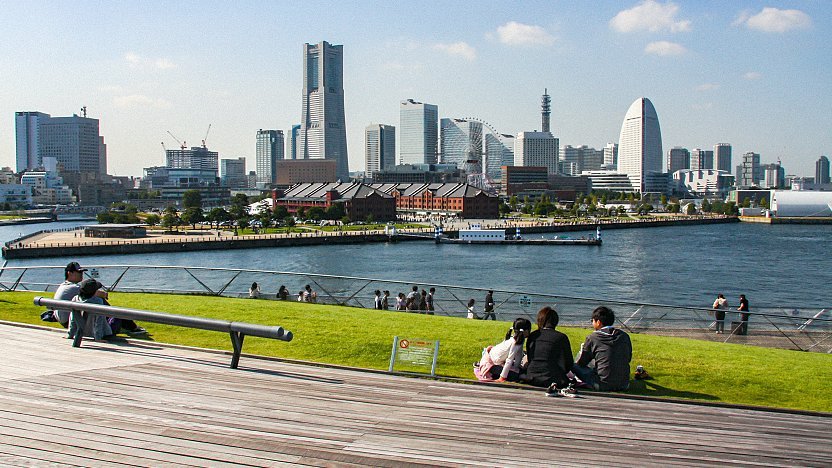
top-left (712, 294), bottom-right (729, 334)
top-left (738, 294), bottom-right (750, 335)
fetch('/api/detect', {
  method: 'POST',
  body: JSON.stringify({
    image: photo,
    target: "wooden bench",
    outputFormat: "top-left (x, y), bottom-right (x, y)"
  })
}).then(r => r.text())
top-left (34, 296), bottom-right (293, 369)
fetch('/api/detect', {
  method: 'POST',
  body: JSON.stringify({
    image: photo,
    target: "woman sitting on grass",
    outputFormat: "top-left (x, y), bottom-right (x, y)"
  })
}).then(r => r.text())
top-left (521, 306), bottom-right (575, 396)
top-left (474, 317), bottom-right (532, 382)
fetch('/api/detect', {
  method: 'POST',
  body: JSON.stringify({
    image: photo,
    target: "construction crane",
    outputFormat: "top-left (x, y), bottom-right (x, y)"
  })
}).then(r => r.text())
top-left (166, 131), bottom-right (186, 150)
top-left (202, 124), bottom-right (212, 148)
top-left (161, 142), bottom-right (167, 152)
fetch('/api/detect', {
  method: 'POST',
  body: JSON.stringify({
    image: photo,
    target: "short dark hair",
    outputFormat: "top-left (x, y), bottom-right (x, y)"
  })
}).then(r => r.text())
top-left (412, 286), bottom-right (418, 292)
top-left (536, 306), bottom-right (559, 329)
top-left (429, 287), bottom-right (435, 293)
top-left (592, 306), bottom-right (615, 327)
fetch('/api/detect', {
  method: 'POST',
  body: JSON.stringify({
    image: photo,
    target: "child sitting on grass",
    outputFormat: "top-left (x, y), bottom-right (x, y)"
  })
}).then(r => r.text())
top-left (474, 318), bottom-right (532, 383)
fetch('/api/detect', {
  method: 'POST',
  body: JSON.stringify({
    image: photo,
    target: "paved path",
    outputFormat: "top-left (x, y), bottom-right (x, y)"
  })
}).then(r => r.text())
top-left (1, 324), bottom-right (829, 466)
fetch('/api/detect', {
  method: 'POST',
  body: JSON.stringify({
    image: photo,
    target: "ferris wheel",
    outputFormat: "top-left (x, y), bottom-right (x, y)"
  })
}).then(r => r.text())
top-left (439, 117), bottom-right (511, 194)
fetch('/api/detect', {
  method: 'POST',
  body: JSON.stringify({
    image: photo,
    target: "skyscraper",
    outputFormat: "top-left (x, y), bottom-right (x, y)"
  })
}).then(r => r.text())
top-left (289, 124), bottom-right (300, 160)
top-left (166, 146), bottom-right (218, 171)
top-left (440, 118), bottom-right (482, 168)
top-left (561, 145), bottom-right (603, 175)
top-left (486, 133), bottom-right (514, 179)
top-left (399, 99), bottom-right (438, 165)
top-left (365, 124), bottom-right (395, 180)
top-left (617, 97), bottom-right (663, 193)
top-left (815, 155), bottom-right (830, 185)
top-left (714, 143), bottom-right (732, 172)
top-left (514, 132), bottom-right (559, 174)
top-left (763, 162), bottom-right (785, 188)
top-left (256, 129), bottom-right (284, 187)
top-left (690, 148), bottom-right (713, 170)
top-left (741, 152), bottom-right (762, 187)
top-left (667, 147), bottom-right (690, 173)
top-left (300, 41), bottom-right (349, 180)
top-left (16, 111), bottom-right (105, 174)
top-left (221, 157), bottom-right (248, 189)
top-left (603, 143), bottom-right (618, 168)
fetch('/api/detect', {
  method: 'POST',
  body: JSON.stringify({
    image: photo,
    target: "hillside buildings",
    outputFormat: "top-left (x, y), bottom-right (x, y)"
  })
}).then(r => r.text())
top-left (617, 97), bottom-right (663, 193)
top-left (256, 129), bottom-right (284, 187)
top-left (299, 41), bottom-right (349, 180)
top-left (400, 99), bottom-right (438, 165)
top-left (364, 124), bottom-right (395, 180)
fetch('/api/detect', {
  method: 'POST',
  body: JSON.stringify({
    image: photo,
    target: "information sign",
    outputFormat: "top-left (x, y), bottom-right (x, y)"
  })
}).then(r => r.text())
top-left (519, 295), bottom-right (532, 308)
top-left (388, 336), bottom-right (440, 376)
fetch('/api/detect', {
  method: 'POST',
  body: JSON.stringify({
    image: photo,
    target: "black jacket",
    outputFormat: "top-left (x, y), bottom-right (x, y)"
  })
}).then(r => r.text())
top-left (523, 328), bottom-right (573, 388)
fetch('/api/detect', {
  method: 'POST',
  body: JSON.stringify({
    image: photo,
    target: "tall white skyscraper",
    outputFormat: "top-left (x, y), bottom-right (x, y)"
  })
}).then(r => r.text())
top-left (365, 124), bottom-right (395, 180)
top-left (300, 41), bottom-right (349, 180)
top-left (514, 132), bottom-right (559, 174)
top-left (617, 97), bottom-right (663, 193)
top-left (440, 118), bottom-right (482, 168)
top-left (399, 99), bottom-right (438, 164)
top-left (603, 142), bottom-right (618, 168)
top-left (16, 111), bottom-right (105, 174)
top-left (714, 143), bottom-right (732, 172)
top-left (256, 129), bottom-right (284, 187)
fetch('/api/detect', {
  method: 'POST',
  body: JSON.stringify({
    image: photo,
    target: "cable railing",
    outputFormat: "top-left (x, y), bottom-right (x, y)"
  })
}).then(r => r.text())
top-left (2, 264), bottom-right (830, 353)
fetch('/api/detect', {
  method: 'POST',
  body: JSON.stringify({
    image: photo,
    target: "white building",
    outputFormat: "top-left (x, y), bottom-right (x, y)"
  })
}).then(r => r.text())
top-left (16, 111), bottom-right (105, 174)
top-left (255, 129), bottom-right (284, 187)
top-left (603, 142), bottom-right (618, 168)
top-left (672, 169), bottom-right (735, 197)
top-left (365, 124), bottom-right (396, 180)
top-left (617, 97), bottom-right (663, 193)
top-left (486, 133), bottom-right (513, 180)
top-left (20, 167), bottom-right (73, 205)
top-left (300, 41), bottom-right (349, 180)
top-left (514, 132), bottom-right (559, 174)
top-left (561, 145), bottom-right (603, 176)
top-left (399, 99), bottom-right (438, 165)
top-left (581, 171), bottom-right (636, 192)
top-left (771, 190), bottom-right (832, 217)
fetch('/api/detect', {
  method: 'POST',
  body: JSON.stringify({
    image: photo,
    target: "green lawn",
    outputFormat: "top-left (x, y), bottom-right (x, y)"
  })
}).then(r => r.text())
top-left (3, 290), bottom-right (829, 412)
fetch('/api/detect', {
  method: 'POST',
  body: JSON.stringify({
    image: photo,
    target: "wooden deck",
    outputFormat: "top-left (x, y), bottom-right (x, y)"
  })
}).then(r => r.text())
top-left (1, 324), bottom-right (829, 467)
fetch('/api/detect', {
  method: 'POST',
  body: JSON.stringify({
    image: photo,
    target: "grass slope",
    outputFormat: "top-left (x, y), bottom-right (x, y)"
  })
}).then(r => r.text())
top-left (3, 291), bottom-right (830, 413)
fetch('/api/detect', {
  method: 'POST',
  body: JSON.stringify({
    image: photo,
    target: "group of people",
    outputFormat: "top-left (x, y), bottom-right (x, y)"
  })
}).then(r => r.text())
top-left (43, 262), bottom-right (147, 340)
top-left (466, 290), bottom-right (497, 320)
top-left (712, 293), bottom-right (751, 335)
top-left (372, 286), bottom-right (436, 313)
top-left (474, 305), bottom-right (633, 397)
top-left (251, 283), bottom-right (317, 303)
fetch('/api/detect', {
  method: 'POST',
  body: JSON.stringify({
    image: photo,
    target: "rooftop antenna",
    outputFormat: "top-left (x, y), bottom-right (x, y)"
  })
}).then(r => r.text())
top-left (541, 89), bottom-right (551, 134)
top-left (80, 106), bottom-right (87, 118)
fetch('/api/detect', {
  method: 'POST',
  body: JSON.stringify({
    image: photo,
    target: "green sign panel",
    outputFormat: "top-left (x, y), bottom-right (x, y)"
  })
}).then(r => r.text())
top-left (388, 336), bottom-right (439, 376)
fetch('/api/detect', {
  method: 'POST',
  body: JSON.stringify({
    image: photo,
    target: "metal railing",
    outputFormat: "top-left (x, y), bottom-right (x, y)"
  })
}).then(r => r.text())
top-left (34, 296), bottom-right (293, 369)
top-left (4, 264), bottom-right (831, 353)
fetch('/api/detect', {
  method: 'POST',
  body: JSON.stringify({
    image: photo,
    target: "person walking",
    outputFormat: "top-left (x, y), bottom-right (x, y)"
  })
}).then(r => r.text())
top-left (426, 287), bottom-right (436, 314)
top-left (737, 294), bottom-right (750, 335)
top-left (483, 290), bottom-right (496, 320)
top-left (466, 299), bottom-right (479, 319)
top-left (712, 293), bottom-right (729, 334)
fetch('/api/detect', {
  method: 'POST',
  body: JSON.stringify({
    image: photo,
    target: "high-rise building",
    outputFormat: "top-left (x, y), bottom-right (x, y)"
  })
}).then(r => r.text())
top-left (667, 147), bottom-right (690, 173)
top-left (714, 143), bottom-right (732, 172)
top-left (816, 155), bottom-right (830, 185)
top-left (16, 111), bottom-right (105, 174)
top-left (400, 99), bottom-right (438, 165)
top-left (486, 133), bottom-right (514, 179)
top-left (617, 97), bottom-right (663, 193)
top-left (763, 162), bottom-right (786, 188)
top-left (365, 124), bottom-right (396, 180)
top-left (514, 132), bottom-right (559, 174)
top-left (541, 89), bottom-right (551, 134)
top-left (561, 145), bottom-right (603, 175)
top-left (299, 41), bottom-right (349, 180)
top-left (289, 124), bottom-right (300, 160)
top-left (440, 118), bottom-right (482, 168)
top-left (603, 143), bottom-right (618, 168)
top-left (220, 157), bottom-right (248, 189)
top-left (166, 147), bottom-right (218, 172)
top-left (690, 148), bottom-right (713, 170)
top-left (740, 152), bottom-right (762, 187)
top-left (256, 129), bottom-right (284, 187)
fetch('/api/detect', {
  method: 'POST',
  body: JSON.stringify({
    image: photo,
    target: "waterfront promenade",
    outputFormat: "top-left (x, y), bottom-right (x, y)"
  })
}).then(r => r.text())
top-left (2, 215), bottom-right (735, 259)
top-left (1, 323), bottom-right (828, 466)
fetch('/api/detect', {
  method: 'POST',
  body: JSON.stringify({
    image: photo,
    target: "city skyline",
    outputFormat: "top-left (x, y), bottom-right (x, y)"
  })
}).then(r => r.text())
top-left (0, 1), bottom-right (829, 177)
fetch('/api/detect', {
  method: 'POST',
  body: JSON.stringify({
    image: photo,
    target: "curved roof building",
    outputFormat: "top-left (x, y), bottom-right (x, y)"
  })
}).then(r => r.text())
top-left (617, 98), bottom-right (663, 193)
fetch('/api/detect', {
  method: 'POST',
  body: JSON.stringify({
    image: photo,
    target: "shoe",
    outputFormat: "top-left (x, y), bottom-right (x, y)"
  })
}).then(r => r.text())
top-left (545, 383), bottom-right (560, 397)
top-left (559, 383), bottom-right (577, 398)
top-left (127, 327), bottom-right (148, 336)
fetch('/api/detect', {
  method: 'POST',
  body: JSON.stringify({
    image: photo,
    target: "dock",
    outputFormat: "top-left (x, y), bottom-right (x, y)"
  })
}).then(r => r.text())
top-left (1, 323), bottom-right (828, 466)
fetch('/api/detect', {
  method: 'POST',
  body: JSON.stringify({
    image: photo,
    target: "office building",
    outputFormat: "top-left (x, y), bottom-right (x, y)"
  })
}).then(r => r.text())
top-left (256, 129), bottom-right (284, 187)
top-left (275, 159), bottom-right (337, 185)
top-left (603, 143), bottom-right (618, 168)
top-left (715, 143), bottom-right (732, 172)
top-left (561, 145), bottom-right (604, 176)
top-left (365, 124), bottom-right (396, 179)
top-left (617, 97), bottom-right (663, 193)
top-left (299, 41), bottom-right (349, 180)
top-left (440, 118), bottom-right (482, 168)
top-left (16, 111), bottom-right (105, 174)
top-left (690, 148), bottom-right (714, 170)
top-left (221, 157), bottom-right (248, 189)
top-left (166, 147), bottom-right (218, 172)
top-left (485, 133), bottom-right (514, 180)
top-left (514, 132), bottom-right (559, 174)
top-left (400, 99), bottom-right (438, 164)
top-left (763, 162), bottom-right (786, 188)
top-left (667, 147), bottom-right (690, 173)
top-left (372, 163), bottom-right (460, 184)
top-left (816, 155), bottom-right (830, 185)
top-left (289, 124), bottom-right (300, 160)
top-left (581, 171), bottom-right (638, 193)
top-left (740, 152), bottom-right (762, 187)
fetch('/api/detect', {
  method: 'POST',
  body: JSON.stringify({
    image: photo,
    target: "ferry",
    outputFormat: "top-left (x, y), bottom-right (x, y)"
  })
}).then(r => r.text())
top-left (434, 225), bottom-right (602, 246)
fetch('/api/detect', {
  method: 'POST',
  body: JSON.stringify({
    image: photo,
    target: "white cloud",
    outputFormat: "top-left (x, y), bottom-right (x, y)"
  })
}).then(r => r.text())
top-left (434, 42), bottom-right (476, 61)
top-left (691, 102), bottom-right (714, 111)
top-left (495, 21), bottom-right (555, 46)
top-left (113, 94), bottom-right (172, 109)
top-left (124, 52), bottom-right (177, 70)
top-left (695, 83), bottom-right (719, 92)
top-left (743, 71), bottom-right (762, 80)
top-left (644, 41), bottom-right (686, 56)
top-left (610, 0), bottom-right (691, 33)
top-left (736, 7), bottom-right (812, 33)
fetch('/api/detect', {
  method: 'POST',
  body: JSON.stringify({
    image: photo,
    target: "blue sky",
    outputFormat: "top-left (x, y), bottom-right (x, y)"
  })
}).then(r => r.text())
top-left (1, 1), bottom-right (829, 177)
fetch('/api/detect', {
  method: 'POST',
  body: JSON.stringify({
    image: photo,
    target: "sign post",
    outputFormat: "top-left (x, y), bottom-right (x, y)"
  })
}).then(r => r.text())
top-left (388, 336), bottom-right (440, 376)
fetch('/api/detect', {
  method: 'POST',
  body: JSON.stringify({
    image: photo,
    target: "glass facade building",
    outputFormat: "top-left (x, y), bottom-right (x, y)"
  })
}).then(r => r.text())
top-left (399, 99), bottom-right (438, 165)
top-left (256, 129), bottom-right (284, 187)
top-left (365, 124), bottom-right (395, 180)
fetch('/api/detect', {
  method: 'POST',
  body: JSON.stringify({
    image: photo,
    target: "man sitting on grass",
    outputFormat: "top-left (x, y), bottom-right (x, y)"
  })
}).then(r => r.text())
top-left (572, 306), bottom-right (632, 391)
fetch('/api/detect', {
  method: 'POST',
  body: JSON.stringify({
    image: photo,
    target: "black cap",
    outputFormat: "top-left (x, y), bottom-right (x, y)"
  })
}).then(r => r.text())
top-left (65, 262), bottom-right (87, 273)
top-left (78, 278), bottom-right (102, 300)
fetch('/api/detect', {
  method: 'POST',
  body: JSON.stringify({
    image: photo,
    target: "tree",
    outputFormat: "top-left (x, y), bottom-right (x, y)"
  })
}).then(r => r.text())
top-left (365, 213), bottom-right (374, 224)
top-left (660, 194), bottom-right (668, 206)
top-left (296, 207), bottom-right (307, 220)
top-left (600, 194), bottom-right (608, 205)
top-left (701, 198), bottom-right (712, 212)
top-left (257, 210), bottom-right (273, 229)
top-left (182, 190), bottom-right (202, 209)
top-left (759, 197), bottom-right (769, 209)
top-left (96, 212), bottom-right (114, 224)
top-left (740, 197), bottom-right (751, 208)
top-left (207, 207), bottom-right (230, 228)
top-left (508, 195), bottom-right (518, 211)
top-left (498, 202), bottom-right (510, 215)
top-left (283, 216), bottom-right (295, 227)
top-left (686, 203), bottom-right (697, 215)
top-left (307, 207), bottom-right (325, 221)
top-left (272, 205), bottom-right (289, 221)
top-left (667, 203), bottom-right (680, 214)
top-left (324, 203), bottom-right (344, 220)
top-left (181, 207), bottom-right (204, 229)
top-left (144, 213), bottom-right (160, 226)
top-left (161, 211), bottom-right (181, 231)
top-left (724, 201), bottom-right (739, 216)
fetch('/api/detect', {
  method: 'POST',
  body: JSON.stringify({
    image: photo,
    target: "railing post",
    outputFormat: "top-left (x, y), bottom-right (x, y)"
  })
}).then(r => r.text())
top-left (229, 331), bottom-right (245, 369)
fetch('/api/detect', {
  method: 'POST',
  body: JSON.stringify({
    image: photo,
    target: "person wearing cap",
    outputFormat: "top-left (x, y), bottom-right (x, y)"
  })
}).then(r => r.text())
top-left (51, 262), bottom-right (103, 327)
top-left (68, 278), bottom-right (113, 341)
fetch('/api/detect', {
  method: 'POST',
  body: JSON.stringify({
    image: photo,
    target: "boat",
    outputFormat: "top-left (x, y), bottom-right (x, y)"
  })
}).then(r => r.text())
top-left (434, 225), bottom-right (602, 246)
